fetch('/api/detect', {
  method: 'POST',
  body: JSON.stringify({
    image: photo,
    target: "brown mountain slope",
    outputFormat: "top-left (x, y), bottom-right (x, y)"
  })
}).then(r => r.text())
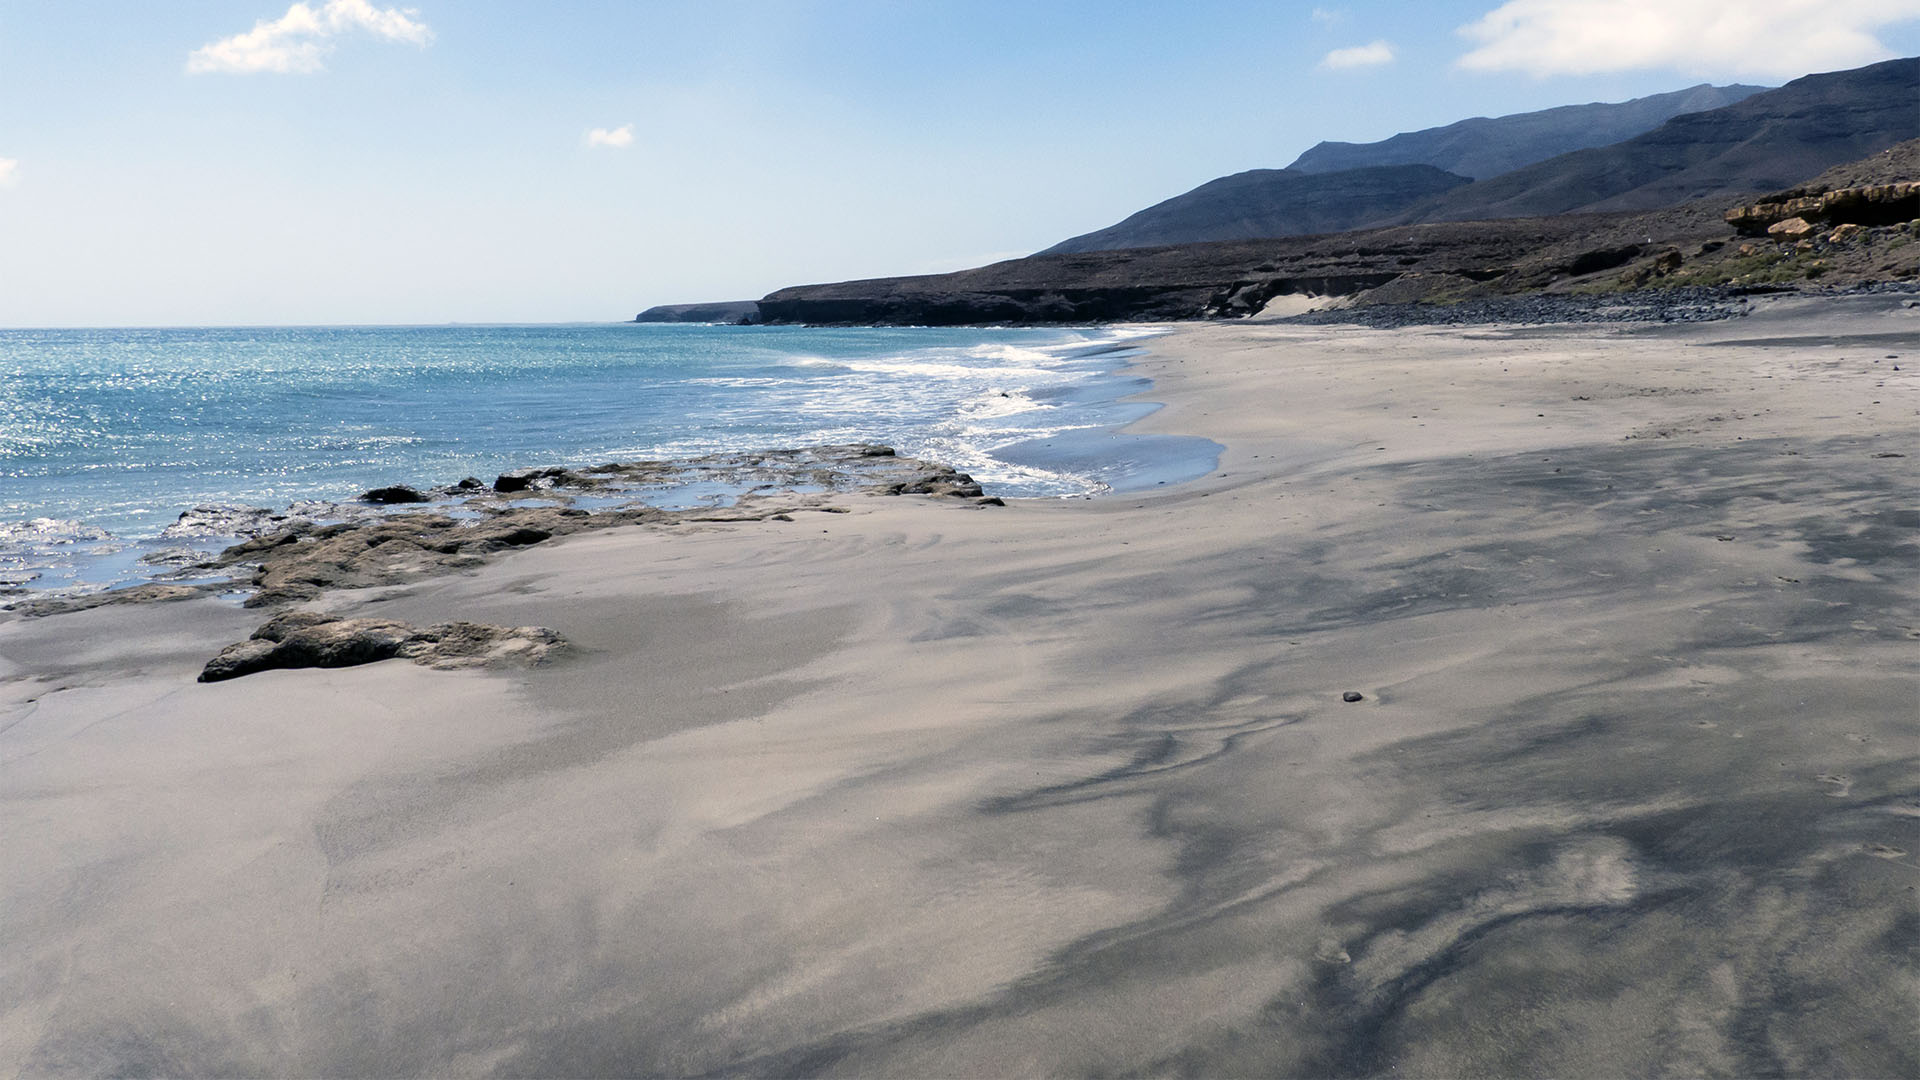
top-left (756, 142), bottom-right (1917, 325)
top-left (1289, 83), bottom-right (1769, 180)
top-left (1394, 58), bottom-right (1919, 223)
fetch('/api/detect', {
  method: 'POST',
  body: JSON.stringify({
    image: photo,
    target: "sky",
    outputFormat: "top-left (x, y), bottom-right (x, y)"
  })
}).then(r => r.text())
top-left (3, 0), bottom-right (1918, 326)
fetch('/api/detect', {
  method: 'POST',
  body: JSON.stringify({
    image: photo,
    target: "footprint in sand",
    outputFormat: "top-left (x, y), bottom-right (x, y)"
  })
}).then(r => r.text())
top-left (1816, 774), bottom-right (1853, 798)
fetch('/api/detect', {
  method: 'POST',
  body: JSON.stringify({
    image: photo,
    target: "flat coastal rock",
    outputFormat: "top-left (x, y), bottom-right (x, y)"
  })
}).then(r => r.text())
top-left (8, 583), bottom-right (210, 619)
top-left (198, 610), bottom-right (565, 682)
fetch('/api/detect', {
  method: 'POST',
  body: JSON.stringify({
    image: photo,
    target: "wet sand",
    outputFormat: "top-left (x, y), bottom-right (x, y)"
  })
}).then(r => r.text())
top-left (2, 294), bottom-right (1915, 1077)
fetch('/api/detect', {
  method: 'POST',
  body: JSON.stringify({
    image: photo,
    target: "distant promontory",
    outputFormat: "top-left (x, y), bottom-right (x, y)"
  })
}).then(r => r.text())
top-left (634, 301), bottom-right (760, 324)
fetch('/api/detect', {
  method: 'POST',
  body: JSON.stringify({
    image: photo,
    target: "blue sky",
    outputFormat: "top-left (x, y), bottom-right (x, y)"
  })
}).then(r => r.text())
top-left (3, 1), bottom-right (1917, 326)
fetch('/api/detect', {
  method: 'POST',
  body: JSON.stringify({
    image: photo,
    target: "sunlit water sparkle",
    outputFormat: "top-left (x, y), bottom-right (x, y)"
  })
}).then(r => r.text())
top-left (1, 323), bottom-right (1214, 594)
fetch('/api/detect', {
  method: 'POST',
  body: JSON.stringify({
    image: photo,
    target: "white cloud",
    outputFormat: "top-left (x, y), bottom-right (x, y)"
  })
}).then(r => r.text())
top-left (586, 124), bottom-right (636, 149)
top-left (1457, 0), bottom-right (1920, 78)
top-left (188, 0), bottom-right (432, 75)
top-left (1311, 6), bottom-right (1345, 24)
top-left (1320, 40), bottom-right (1396, 69)
top-left (0, 159), bottom-right (17, 188)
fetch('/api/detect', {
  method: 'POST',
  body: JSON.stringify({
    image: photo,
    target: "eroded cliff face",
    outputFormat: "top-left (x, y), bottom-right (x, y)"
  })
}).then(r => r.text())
top-left (1726, 182), bottom-right (1920, 235)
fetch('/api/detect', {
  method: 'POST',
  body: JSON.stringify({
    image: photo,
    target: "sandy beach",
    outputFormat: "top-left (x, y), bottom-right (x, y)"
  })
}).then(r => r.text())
top-left (3, 294), bottom-right (1915, 1076)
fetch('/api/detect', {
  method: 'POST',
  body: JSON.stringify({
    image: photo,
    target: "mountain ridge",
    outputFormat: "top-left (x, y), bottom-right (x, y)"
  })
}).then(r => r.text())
top-left (754, 140), bottom-right (1919, 326)
top-left (1394, 57), bottom-right (1920, 223)
top-left (1288, 83), bottom-right (1770, 180)
top-left (1039, 165), bottom-right (1471, 256)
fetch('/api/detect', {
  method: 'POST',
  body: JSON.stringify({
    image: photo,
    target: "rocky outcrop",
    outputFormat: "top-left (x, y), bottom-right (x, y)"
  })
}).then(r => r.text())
top-left (877, 467), bottom-right (984, 498)
top-left (198, 610), bottom-right (565, 682)
top-left (360, 485), bottom-right (429, 504)
top-left (493, 466), bottom-right (581, 493)
top-left (161, 504), bottom-right (304, 540)
top-left (217, 505), bottom-right (640, 606)
top-left (197, 445), bottom-right (999, 606)
top-left (8, 583), bottom-right (209, 619)
top-left (1727, 182), bottom-right (1920, 235)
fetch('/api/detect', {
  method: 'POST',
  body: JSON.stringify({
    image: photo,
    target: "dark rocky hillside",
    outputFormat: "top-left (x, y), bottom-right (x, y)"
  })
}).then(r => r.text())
top-left (757, 141), bottom-right (1917, 327)
top-left (760, 212), bottom-right (1722, 325)
top-left (1039, 165), bottom-right (1471, 255)
top-left (1289, 83), bottom-right (1767, 180)
top-left (1398, 57), bottom-right (1919, 223)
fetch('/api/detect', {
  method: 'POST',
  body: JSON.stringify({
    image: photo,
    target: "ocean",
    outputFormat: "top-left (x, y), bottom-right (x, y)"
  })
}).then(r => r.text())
top-left (0, 323), bottom-right (1217, 596)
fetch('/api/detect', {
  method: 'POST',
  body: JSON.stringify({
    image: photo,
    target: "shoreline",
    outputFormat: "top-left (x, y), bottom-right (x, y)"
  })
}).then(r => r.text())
top-left (3, 295), bottom-right (1915, 1075)
top-left (0, 445), bottom-right (1000, 620)
top-left (0, 325), bottom-right (1220, 606)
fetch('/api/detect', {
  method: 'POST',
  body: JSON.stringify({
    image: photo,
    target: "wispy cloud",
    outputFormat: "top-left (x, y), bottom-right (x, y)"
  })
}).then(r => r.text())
top-left (1457, 0), bottom-right (1920, 78)
top-left (0, 159), bottom-right (17, 188)
top-left (187, 0), bottom-right (432, 75)
top-left (1310, 6), bottom-right (1345, 24)
top-left (1320, 40), bottom-right (1396, 69)
top-left (586, 124), bottom-right (636, 149)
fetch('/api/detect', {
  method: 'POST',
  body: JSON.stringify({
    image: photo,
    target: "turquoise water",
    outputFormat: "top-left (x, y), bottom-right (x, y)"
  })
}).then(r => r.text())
top-left (0, 323), bottom-right (1215, 593)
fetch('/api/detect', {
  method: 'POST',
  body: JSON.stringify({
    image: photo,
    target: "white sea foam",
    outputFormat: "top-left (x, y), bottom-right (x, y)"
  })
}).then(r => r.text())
top-left (957, 389), bottom-right (1046, 421)
top-left (831, 357), bottom-right (1060, 381)
top-left (0, 517), bottom-right (112, 544)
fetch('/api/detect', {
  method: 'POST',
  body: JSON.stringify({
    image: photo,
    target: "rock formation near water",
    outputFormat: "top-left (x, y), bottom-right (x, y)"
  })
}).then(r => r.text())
top-left (198, 610), bottom-right (566, 681)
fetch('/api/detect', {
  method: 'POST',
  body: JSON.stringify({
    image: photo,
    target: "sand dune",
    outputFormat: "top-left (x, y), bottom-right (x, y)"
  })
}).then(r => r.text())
top-left (3, 294), bottom-right (1915, 1077)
